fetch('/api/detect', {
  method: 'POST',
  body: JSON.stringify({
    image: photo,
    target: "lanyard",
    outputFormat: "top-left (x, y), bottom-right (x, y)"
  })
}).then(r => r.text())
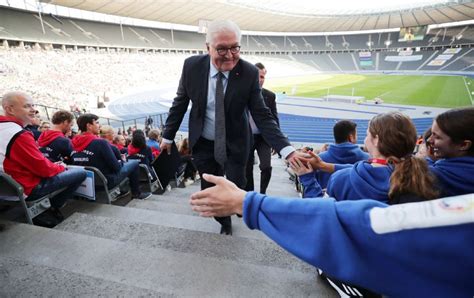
top-left (368, 158), bottom-right (389, 165)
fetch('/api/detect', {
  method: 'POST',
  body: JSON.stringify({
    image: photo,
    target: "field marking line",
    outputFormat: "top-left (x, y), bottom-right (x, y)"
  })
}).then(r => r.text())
top-left (462, 76), bottom-right (474, 105)
top-left (375, 90), bottom-right (392, 98)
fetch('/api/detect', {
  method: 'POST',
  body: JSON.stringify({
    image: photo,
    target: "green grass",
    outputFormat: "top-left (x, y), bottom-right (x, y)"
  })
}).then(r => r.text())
top-left (266, 74), bottom-right (474, 108)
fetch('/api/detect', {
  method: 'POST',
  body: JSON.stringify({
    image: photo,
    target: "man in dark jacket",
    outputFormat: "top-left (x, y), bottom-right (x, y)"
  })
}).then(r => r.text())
top-left (245, 62), bottom-right (279, 194)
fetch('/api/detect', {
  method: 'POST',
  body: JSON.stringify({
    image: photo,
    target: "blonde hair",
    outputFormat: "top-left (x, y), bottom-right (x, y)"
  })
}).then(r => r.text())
top-left (99, 125), bottom-right (114, 138)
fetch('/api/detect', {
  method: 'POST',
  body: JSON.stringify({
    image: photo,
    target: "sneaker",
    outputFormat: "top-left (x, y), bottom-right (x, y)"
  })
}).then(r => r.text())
top-left (115, 190), bottom-right (131, 201)
top-left (132, 192), bottom-right (152, 200)
top-left (184, 178), bottom-right (194, 186)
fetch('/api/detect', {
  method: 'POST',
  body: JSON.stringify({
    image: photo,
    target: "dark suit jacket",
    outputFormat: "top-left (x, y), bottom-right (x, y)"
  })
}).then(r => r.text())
top-left (262, 88), bottom-right (279, 127)
top-left (163, 55), bottom-right (290, 165)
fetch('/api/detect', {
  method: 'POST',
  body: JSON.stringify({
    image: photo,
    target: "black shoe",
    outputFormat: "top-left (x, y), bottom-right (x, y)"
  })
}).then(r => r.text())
top-left (220, 225), bottom-right (232, 235)
top-left (32, 209), bottom-right (63, 228)
top-left (49, 207), bottom-right (64, 221)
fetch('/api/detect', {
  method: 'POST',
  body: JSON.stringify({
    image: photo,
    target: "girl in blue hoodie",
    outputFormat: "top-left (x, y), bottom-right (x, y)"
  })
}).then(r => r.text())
top-left (189, 174), bottom-right (474, 298)
top-left (427, 107), bottom-right (474, 196)
top-left (293, 112), bottom-right (438, 204)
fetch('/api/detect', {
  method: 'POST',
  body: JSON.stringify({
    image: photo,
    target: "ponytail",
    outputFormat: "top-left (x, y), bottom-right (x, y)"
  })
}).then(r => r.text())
top-left (389, 156), bottom-right (438, 204)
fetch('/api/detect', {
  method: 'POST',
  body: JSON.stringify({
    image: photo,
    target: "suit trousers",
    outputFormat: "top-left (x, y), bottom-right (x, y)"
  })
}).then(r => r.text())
top-left (245, 134), bottom-right (272, 193)
top-left (192, 137), bottom-right (247, 229)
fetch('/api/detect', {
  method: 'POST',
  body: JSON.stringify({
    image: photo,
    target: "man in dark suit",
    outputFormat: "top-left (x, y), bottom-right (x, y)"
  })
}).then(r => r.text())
top-left (161, 20), bottom-right (301, 235)
top-left (245, 62), bottom-right (278, 194)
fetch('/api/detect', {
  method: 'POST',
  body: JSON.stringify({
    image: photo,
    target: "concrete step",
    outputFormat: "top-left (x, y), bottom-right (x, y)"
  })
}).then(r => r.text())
top-left (0, 222), bottom-right (335, 297)
top-left (127, 198), bottom-right (199, 216)
top-left (123, 199), bottom-right (263, 237)
top-left (146, 192), bottom-right (194, 205)
top-left (0, 256), bottom-right (168, 297)
top-left (56, 212), bottom-right (315, 274)
top-left (63, 200), bottom-right (268, 241)
top-left (158, 182), bottom-right (201, 198)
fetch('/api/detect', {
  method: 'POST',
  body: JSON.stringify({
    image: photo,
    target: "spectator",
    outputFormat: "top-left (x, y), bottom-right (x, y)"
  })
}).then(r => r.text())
top-left (101, 124), bottom-right (126, 156)
top-left (178, 137), bottom-right (198, 184)
top-left (39, 121), bottom-right (51, 133)
top-left (71, 113), bottom-right (151, 200)
top-left (315, 120), bottom-right (369, 189)
top-left (38, 110), bottom-right (74, 163)
top-left (25, 110), bottom-right (41, 140)
top-left (189, 174), bottom-right (473, 298)
top-left (415, 127), bottom-right (436, 163)
top-left (112, 134), bottom-right (128, 154)
top-left (0, 92), bottom-right (86, 227)
top-left (146, 116), bottom-right (153, 128)
top-left (99, 125), bottom-right (115, 143)
top-left (427, 107), bottom-right (474, 197)
top-left (127, 129), bottom-right (156, 181)
top-left (146, 129), bottom-right (161, 158)
top-left (294, 112), bottom-right (438, 204)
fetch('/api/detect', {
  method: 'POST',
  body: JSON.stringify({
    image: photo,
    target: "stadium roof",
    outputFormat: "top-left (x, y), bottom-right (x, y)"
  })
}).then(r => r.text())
top-left (40, 0), bottom-right (474, 32)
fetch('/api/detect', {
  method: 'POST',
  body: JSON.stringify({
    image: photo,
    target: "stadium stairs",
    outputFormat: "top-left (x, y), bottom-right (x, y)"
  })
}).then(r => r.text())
top-left (0, 157), bottom-right (337, 297)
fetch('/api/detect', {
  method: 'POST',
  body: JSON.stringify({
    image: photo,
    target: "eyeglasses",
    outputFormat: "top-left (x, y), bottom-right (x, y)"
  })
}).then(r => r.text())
top-left (215, 45), bottom-right (241, 56)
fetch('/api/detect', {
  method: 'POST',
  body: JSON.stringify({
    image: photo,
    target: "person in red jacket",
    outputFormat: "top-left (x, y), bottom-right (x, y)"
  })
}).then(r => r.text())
top-left (0, 92), bottom-right (86, 227)
top-left (38, 110), bottom-right (75, 163)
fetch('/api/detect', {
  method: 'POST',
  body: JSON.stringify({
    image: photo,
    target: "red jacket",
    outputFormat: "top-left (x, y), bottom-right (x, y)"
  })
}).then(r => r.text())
top-left (0, 116), bottom-right (65, 195)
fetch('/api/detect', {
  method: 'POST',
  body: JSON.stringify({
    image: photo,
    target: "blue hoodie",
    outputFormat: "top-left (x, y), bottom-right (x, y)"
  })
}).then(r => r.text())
top-left (243, 192), bottom-right (474, 297)
top-left (429, 156), bottom-right (474, 197)
top-left (300, 161), bottom-right (392, 203)
top-left (317, 142), bottom-right (369, 188)
top-left (327, 161), bottom-right (392, 203)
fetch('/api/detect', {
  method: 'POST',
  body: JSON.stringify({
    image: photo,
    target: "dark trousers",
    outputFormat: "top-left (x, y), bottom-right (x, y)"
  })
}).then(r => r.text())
top-left (107, 159), bottom-right (141, 195)
top-left (192, 137), bottom-right (246, 229)
top-left (27, 168), bottom-right (87, 208)
top-left (245, 134), bottom-right (272, 194)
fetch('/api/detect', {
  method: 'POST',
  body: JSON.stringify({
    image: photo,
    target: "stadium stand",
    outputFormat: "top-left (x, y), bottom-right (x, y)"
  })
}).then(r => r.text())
top-left (1, 0), bottom-right (473, 296)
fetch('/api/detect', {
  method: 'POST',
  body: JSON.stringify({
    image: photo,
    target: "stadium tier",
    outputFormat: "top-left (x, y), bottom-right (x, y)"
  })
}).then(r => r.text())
top-left (1, 6), bottom-right (474, 53)
top-left (1, 5), bottom-right (472, 145)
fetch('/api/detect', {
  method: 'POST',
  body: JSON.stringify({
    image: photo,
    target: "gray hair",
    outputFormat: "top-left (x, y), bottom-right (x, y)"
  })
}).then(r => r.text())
top-left (1, 91), bottom-right (30, 110)
top-left (205, 20), bottom-right (241, 45)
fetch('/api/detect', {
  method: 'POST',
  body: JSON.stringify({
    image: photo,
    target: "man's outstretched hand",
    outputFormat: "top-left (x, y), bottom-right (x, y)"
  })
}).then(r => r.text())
top-left (190, 174), bottom-right (246, 217)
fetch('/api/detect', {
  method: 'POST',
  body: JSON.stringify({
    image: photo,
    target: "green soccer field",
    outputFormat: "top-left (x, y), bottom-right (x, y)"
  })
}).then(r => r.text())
top-left (266, 74), bottom-right (474, 108)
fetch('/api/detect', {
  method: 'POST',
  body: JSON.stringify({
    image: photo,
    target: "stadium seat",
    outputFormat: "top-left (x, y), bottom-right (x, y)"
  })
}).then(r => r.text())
top-left (0, 171), bottom-right (67, 225)
top-left (138, 164), bottom-right (163, 194)
top-left (83, 166), bottom-right (129, 204)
